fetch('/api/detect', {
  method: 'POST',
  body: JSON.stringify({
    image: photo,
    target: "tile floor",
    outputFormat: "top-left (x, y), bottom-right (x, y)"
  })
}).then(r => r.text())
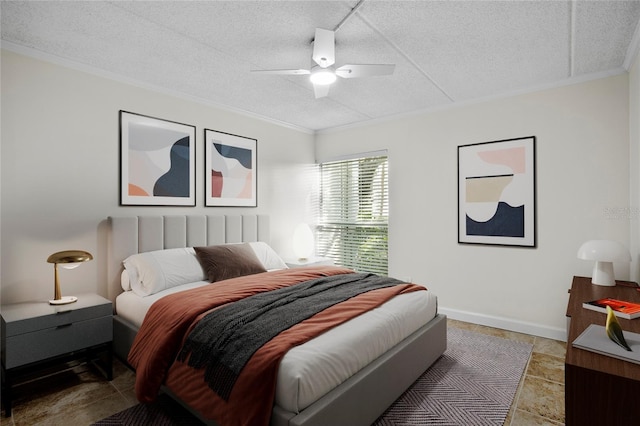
top-left (0, 319), bottom-right (566, 425)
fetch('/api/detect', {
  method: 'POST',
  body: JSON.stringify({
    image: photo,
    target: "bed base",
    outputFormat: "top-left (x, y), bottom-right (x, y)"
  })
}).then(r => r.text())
top-left (112, 315), bottom-right (138, 365)
top-left (272, 313), bottom-right (447, 426)
top-left (113, 313), bottom-right (446, 426)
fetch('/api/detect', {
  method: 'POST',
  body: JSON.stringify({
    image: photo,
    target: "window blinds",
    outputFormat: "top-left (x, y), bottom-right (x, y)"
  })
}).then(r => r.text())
top-left (317, 155), bottom-right (388, 275)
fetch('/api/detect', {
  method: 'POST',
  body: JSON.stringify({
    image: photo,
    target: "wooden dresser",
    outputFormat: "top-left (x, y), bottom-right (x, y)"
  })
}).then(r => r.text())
top-left (565, 276), bottom-right (640, 425)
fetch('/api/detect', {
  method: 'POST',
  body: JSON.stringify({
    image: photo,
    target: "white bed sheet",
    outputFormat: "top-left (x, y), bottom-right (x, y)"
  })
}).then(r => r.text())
top-left (116, 280), bottom-right (210, 326)
top-left (116, 282), bottom-right (437, 414)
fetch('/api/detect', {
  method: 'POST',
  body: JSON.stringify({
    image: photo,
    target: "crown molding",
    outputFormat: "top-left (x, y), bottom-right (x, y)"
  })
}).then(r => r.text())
top-left (316, 68), bottom-right (629, 135)
top-left (3, 40), bottom-right (632, 138)
top-left (624, 17), bottom-right (640, 71)
top-left (1, 41), bottom-right (314, 135)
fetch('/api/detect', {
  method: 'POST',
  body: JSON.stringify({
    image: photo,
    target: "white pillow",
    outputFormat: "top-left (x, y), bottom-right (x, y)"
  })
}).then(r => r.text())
top-left (123, 247), bottom-right (206, 297)
top-left (121, 269), bottom-right (131, 291)
top-left (248, 242), bottom-right (289, 271)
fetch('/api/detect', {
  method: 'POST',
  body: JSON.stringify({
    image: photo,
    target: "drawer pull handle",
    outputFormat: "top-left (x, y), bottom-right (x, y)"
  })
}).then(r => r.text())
top-left (57, 323), bottom-right (72, 328)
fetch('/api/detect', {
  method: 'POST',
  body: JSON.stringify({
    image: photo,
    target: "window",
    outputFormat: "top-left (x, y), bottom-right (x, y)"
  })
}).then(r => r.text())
top-left (316, 154), bottom-right (389, 275)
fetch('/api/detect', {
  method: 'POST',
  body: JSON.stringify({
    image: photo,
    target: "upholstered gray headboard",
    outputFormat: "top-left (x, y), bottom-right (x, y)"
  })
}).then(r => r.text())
top-left (107, 215), bottom-right (269, 303)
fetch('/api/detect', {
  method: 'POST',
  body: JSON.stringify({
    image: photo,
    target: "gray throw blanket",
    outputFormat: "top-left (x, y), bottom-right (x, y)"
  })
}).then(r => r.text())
top-left (177, 272), bottom-right (404, 400)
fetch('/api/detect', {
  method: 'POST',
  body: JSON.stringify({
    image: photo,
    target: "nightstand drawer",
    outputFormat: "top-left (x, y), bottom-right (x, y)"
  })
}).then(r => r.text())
top-left (3, 316), bottom-right (112, 369)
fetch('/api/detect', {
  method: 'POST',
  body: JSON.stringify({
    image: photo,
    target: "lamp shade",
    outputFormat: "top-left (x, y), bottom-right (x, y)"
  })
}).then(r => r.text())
top-left (47, 250), bottom-right (93, 265)
top-left (577, 240), bottom-right (630, 286)
top-left (577, 240), bottom-right (631, 262)
top-left (292, 224), bottom-right (315, 260)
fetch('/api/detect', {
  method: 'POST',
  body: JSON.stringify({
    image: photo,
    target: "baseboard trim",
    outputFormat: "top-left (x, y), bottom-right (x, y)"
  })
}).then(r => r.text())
top-left (439, 307), bottom-right (567, 342)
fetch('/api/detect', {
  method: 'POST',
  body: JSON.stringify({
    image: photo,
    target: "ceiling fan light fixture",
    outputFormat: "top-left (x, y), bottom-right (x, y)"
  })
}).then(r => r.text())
top-left (251, 28), bottom-right (396, 98)
top-left (309, 67), bottom-right (336, 85)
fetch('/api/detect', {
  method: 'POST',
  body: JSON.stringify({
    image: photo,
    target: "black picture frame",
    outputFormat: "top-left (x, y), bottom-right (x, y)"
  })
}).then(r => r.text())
top-left (119, 111), bottom-right (196, 206)
top-left (203, 128), bottom-right (257, 207)
top-left (457, 136), bottom-right (537, 247)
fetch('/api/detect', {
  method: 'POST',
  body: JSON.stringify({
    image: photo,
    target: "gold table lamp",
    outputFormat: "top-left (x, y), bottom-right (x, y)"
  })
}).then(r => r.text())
top-left (47, 250), bottom-right (93, 305)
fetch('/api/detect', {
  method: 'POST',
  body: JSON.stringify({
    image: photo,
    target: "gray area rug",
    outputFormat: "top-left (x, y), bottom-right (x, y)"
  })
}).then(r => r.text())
top-left (373, 327), bottom-right (532, 425)
top-left (94, 327), bottom-right (532, 425)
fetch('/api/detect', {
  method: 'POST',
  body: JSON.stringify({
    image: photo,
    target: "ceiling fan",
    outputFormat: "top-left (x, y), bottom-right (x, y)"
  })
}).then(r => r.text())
top-left (251, 28), bottom-right (395, 99)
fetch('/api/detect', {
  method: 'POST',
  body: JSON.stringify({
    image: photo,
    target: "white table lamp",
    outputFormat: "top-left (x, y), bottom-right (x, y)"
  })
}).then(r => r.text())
top-left (292, 223), bottom-right (315, 261)
top-left (577, 240), bottom-right (631, 286)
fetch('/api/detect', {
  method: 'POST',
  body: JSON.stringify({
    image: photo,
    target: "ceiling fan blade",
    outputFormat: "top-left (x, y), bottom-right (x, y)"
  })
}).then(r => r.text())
top-left (313, 83), bottom-right (331, 99)
top-left (251, 69), bottom-right (310, 75)
top-left (335, 64), bottom-right (395, 78)
top-left (312, 28), bottom-right (335, 68)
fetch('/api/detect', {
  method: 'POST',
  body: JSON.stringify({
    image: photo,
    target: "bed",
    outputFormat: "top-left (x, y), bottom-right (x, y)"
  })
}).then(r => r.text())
top-left (107, 214), bottom-right (446, 426)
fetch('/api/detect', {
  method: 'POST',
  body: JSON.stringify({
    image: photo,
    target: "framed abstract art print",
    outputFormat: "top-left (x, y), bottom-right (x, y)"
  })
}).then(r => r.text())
top-left (119, 111), bottom-right (196, 206)
top-left (457, 136), bottom-right (536, 247)
top-left (204, 129), bottom-right (257, 207)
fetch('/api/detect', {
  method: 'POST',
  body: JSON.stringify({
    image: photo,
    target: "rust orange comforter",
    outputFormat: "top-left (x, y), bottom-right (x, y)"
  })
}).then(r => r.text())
top-left (128, 265), bottom-right (425, 426)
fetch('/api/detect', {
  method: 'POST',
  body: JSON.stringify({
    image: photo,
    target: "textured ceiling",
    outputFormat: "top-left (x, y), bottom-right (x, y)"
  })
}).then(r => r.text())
top-left (2, 1), bottom-right (640, 132)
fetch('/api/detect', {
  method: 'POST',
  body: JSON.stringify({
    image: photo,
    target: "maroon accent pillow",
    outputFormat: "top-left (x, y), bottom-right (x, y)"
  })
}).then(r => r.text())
top-left (194, 244), bottom-right (267, 283)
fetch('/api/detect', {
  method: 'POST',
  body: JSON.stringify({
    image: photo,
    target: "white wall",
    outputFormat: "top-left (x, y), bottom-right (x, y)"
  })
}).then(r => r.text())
top-left (0, 50), bottom-right (316, 304)
top-left (316, 74), bottom-right (631, 340)
top-left (2, 48), bottom-right (635, 341)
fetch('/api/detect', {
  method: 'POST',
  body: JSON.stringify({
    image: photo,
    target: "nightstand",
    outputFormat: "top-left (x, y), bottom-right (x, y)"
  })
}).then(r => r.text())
top-left (285, 256), bottom-right (335, 268)
top-left (1, 293), bottom-right (113, 417)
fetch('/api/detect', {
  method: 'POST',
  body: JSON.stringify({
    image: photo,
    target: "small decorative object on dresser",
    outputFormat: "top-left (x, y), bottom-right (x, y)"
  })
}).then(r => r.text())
top-left (605, 305), bottom-right (633, 351)
top-left (1, 294), bottom-right (113, 417)
top-left (582, 297), bottom-right (640, 319)
top-left (572, 323), bottom-right (639, 363)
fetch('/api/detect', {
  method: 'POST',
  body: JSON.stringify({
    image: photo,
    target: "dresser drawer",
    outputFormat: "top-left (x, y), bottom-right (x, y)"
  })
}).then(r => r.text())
top-left (3, 315), bottom-right (112, 369)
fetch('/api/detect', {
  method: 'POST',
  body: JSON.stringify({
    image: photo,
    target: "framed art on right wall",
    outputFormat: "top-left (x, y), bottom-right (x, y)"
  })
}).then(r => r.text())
top-left (457, 136), bottom-right (537, 247)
